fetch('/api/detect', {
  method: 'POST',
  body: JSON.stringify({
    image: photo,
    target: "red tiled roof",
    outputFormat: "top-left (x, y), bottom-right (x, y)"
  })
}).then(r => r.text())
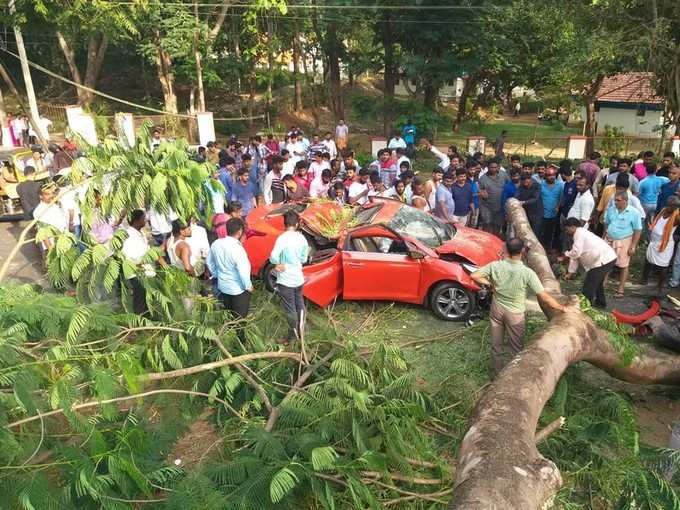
top-left (596, 72), bottom-right (663, 105)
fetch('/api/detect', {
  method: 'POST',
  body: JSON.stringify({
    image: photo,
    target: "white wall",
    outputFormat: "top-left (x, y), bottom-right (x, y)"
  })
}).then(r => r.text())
top-left (583, 106), bottom-right (668, 137)
top-left (394, 77), bottom-right (462, 99)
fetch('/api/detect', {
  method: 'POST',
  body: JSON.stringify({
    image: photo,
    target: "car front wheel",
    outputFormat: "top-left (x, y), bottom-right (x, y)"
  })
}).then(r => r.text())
top-left (262, 263), bottom-right (277, 292)
top-left (430, 282), bottom-right (476, 321)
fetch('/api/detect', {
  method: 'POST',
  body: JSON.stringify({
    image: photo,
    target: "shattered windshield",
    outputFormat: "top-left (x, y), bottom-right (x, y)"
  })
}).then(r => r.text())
top-left (388, 205), bottom-right (456, 248)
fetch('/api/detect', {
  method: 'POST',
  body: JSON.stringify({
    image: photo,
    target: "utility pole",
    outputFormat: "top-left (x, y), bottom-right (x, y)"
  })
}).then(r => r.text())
top-left (9, 0), bottom-right (41, 131)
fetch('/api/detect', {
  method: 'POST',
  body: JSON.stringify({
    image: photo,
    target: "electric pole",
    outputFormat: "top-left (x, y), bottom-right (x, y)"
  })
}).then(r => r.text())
top-left (9, 0), bottom-right (41, 131)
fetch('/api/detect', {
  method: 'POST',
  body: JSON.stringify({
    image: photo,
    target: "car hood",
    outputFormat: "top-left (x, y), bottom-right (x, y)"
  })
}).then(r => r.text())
top-left (435, 227), bottom-right (504, 266)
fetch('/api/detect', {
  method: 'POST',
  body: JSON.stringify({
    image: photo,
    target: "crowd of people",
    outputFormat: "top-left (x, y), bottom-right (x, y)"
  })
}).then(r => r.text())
top-left (3, 113), bottom-right (53, 146)
top-left (12, 118), bottom-right (680, 351)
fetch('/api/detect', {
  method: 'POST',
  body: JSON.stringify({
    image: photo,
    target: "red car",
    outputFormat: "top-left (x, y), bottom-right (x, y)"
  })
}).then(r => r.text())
top-left (243, 198), bottom-right (505, 321)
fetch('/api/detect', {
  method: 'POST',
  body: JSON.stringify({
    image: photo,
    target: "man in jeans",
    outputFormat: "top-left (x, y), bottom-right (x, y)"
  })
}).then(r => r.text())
top-left (471, 238), bottom-right (566, 378)
top-left (270, 211), bottom-right (310, 345)
top-left (207, 218), bottom-right (253, 340)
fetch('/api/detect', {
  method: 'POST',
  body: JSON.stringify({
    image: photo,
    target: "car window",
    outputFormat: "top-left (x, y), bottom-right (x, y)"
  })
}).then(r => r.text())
top-left (388, 205), bottom-right (455, 248)
top-left (350, 235), bottom-right (407, 254)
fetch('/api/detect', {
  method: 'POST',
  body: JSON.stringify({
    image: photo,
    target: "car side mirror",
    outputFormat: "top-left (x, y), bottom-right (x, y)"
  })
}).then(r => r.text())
top-left (408, 250), bottom-right (425, 260)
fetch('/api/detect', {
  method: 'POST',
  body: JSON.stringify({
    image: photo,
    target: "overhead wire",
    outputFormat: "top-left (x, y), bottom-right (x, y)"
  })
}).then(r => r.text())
top-left (0, 46), bottom-right (265, 121)
top-left (90, 2), bottom-right (500, 9)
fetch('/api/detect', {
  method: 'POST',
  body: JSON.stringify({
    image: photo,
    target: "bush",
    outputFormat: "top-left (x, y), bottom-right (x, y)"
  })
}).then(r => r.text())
top-left (600, 125), bottom-right (626, 157)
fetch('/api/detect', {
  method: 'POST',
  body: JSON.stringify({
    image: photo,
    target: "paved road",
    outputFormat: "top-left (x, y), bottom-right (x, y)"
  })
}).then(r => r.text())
top-left (0, 220), bottom-right (47, 286)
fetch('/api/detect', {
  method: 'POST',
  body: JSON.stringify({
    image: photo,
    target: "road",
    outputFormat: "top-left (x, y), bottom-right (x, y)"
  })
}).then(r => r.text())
top-left (0, 219), bottom-right (47, 286)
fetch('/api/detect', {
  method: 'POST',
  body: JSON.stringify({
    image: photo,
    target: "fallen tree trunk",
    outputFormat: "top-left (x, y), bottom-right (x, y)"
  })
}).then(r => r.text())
top-left (450, 198), bottom-right (680, 510)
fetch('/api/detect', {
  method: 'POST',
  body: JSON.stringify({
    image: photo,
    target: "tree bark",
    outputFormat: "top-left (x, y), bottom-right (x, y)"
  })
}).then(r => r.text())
top-left (584, 74), bottom-right (605, 154)
top-left (193, 1), bottom-right (206, 112)
top-left (10, 0), bottom-right (40, 126)
top-left (325, 22), bottom-right (344, 122)
top-left (423, 82), bottom-right (439, 110)
top-left (453, 76), bottom-right (477, 132)
top-left (450, 198), bottom-right (680, 510)
top-left (292, 24), bottom-right (303, 112)
top-left (55, 31), bottom-right (86, 104)
top-left (154, 40), bottom-right (178, 114)
top-left (81, 34), bottom-right (108, 107)
top-left (379, 15), bottom-right (397, 137)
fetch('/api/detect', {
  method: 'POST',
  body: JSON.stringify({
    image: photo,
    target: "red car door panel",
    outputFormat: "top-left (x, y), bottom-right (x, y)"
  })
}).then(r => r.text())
top-left (302, 249), bottom-right (343, 307)
top-left (342, 250), bottom-right (421, 303)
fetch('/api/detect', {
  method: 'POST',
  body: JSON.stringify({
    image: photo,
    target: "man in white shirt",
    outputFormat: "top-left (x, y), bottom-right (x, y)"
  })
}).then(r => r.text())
top-left (567, 176), bottom-right (595, 227)
top-left (287, 134), bottom-right (306, 165)
top-left (348, 168), bottom-right (371, 205)
top-left (422, 139), bottom-right (450, 170)
top-left (33, 183), bottom-right (68, 251)
top-left (321, 131), bottom-right (338, 159)
top-left (563, 217), bottom-right (617, 308)
top-left (187, 218), bottom-right (210, 260)
top-left (281, 149), bottom-right (295, 176)
top-left (387, 132), bottom-right (407, 150)
top-left (310, 169), bottom-right (332, 198)
top-left (121, 209), bottom-right (152, 313)
top-left (60, 180), bottom-right (88, 242)
top-left (148, 207), bottom-right (178, 246)
top-left (308, 151), bottom-right (327, 183)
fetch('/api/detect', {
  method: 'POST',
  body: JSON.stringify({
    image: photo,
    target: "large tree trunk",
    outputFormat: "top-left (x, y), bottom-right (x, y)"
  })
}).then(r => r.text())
top-left (55, 31), bottom-right (86, 105)
top-left (584, 74), bottom-right (605, 154)
top-left (154, 42), bottom-right (178, 114)
top-left (379, 16), bottom-right (397, 138)
top-left (423, 82), bottom-right (438, 110)
top-left (292, 24), bottom-right (303, 112)
top-left (193, 2), bottom-right (206, 112)
top-left (450, 198), bottom-right (680, 510)
top-left (82, 34), bottom-right (108, 107)
top-left (453, 76), bottom-right (477, 132)
top-left (325, 23), bottom-right (344, 122)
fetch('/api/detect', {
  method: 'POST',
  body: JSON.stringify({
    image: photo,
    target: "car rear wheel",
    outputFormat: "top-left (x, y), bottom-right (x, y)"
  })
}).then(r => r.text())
top-left (430, 282), bottom-right (476, 321)
top-left (262, 263), bottom-right (277, 292)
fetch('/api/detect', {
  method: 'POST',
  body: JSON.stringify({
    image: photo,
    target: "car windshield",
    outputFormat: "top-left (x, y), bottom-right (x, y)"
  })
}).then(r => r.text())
top-left (388, 205), bottom-right (456, 248)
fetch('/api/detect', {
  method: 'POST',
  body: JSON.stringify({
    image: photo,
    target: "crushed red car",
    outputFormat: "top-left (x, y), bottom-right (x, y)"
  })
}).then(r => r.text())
top-left (243, 197), bottom-right (505, 321)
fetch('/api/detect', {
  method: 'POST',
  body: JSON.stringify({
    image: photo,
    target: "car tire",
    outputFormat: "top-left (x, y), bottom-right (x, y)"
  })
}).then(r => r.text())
top-left (429, 282), bottom-right (476, 321)
top-left (262, 263), bottom-right (277, 292)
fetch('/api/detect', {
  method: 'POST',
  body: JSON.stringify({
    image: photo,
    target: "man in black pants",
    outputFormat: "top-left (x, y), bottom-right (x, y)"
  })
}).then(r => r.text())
top-left (563, 218), bottom-right (617, 308)
top-left (206, 218), bottom-right (253, 339)
top-left (269, 211), bottom-right (310, 345)
top-left (517, 173), bottom-right (543, 237)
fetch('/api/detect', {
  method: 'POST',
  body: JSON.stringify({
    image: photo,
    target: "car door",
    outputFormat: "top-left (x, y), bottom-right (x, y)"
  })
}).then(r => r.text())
top-left (341, 225), bottom-right (422, 303)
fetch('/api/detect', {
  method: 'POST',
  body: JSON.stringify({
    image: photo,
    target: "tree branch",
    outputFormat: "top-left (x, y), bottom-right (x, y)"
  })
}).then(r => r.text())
top-left (138, 351), bottom-right (302, 382)
top-left (6, 389), bottom-right (242, 429)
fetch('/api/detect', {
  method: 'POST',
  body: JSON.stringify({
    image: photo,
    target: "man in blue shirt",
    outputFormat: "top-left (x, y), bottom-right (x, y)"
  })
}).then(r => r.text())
top-left (270, 211), bottom-right (310, 345)
top-left (218, 155), bottom-right (236, 200)
top-left (466, 161), bottom-right (481, 228)
top-left (501, 170), bottom-right (520, 217)
top-left (230, 168), bottom-right (257, 218)
top-left (540, 167), bottom-right (564, 252)
top-left (638, 163), bottom-right (669, 233)
top-left (207, 218), bottom-right (253, 339)
top-left (402, 119), bottom-right (417, 150)
top-left (435, 171), bottom-right (456, 223)
top-left (656, 165), bottom-right (680, 215)
top-left (451, 168), bottom-right (474, 225)
top-left (604, 191), bottom-right (642, 297)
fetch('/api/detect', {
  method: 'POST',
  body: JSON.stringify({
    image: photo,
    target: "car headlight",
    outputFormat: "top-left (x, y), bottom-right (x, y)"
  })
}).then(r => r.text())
top-left (462, 263), bottom-right (478, 273)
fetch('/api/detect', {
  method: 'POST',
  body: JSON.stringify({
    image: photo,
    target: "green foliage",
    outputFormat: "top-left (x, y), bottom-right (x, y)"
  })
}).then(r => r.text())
top-left (579, 295), bottom-right (639, 366)
top-left (543, 367), bottom-right (680, 509)
top-left (600, 125), bottom-right (627, 158)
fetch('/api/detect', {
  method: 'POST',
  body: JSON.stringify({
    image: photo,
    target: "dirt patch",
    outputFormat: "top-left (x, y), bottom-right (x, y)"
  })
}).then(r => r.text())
top-left (166, 409), bottom-right (222, 471)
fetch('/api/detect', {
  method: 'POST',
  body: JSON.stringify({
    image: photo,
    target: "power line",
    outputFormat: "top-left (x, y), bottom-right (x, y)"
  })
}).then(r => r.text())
top-left (0, 46), bottom-right (265, 121)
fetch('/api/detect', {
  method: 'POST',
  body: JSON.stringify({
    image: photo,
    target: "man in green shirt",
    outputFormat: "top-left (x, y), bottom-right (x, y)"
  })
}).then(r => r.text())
top-left (471, 238), bottom-right (566, 377)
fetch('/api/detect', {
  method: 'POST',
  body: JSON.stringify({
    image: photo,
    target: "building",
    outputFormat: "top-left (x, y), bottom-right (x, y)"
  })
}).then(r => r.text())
top-left (587, 72), bottom-right (671, 137)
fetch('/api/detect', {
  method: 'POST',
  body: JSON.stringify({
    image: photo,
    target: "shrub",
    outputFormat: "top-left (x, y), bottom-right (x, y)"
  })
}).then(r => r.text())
top-left (600, 125), bottom-right (626, 157)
